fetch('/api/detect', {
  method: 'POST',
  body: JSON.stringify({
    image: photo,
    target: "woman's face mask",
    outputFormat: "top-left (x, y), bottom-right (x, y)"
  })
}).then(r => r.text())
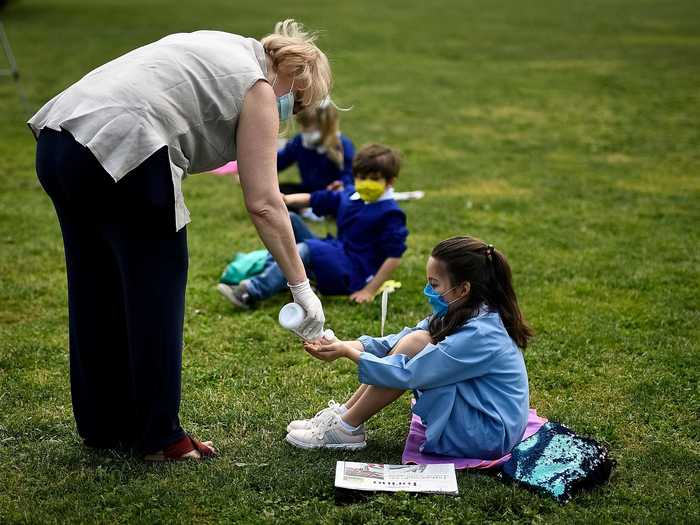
top-left (355, 178), bottom-right (386, 202)
top-left (273, 75), bottom-right (295, 122)
top-left (277, 91), bottom-right (294, 121)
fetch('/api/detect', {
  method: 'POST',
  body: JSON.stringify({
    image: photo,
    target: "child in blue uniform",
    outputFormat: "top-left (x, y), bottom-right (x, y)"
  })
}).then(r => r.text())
top-left (287, 236), bottom-right (534, 457)
top-left (217, 144), bottom-right (408, 307)
top-left (277, 100), bottom-right (355, 195)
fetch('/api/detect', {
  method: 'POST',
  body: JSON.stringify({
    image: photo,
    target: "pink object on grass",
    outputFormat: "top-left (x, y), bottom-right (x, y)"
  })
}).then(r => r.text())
top-left (210, 161), bottom-right (238, 175)
top-left (402, 408), bottom-right (548, 470)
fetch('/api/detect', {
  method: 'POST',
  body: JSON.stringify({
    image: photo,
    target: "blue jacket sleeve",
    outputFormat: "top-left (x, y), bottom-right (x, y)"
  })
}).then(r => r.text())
top-left (358, 321), bottom-right (501, 390)
top-left (277, 136), bottom-right (299, 172)
top-left (339, 137), bottom-right (355, 188)
top-left (378, 209), bottom-right (408, 259)
top-left (357, 318), bottom-right (430, 357)
top-left (310, 189), bottom-right (342, 217)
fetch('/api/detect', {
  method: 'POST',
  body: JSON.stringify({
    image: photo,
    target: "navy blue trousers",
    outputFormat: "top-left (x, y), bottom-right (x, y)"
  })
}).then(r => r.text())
top-left (36, 128), bottom-right (187, 454)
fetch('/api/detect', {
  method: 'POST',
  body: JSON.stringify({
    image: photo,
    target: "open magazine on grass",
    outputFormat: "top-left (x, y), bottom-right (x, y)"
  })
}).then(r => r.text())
top-left (334, 462), bottom-right (458, 495)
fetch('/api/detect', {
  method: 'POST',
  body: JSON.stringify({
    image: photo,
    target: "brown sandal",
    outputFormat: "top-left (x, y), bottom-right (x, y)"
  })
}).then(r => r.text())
top-left (145, 435), bottom-right (217, 462)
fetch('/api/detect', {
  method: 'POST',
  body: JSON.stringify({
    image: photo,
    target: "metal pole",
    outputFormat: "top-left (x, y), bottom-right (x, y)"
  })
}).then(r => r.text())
top-left (0, 18), bottom-right (32, 118)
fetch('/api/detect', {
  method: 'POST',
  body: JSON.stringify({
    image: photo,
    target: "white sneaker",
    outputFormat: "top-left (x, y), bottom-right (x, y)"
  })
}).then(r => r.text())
top-left (286, 400), bottom-right (345, 433)
top-left (301, 208), bottom-right (324, 222)
top-left (285, 412), bottom-right (367, 450)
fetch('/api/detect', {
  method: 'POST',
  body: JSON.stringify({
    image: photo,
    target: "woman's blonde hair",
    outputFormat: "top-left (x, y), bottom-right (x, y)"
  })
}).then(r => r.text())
top-left (296, 100), bottom-right (343, 168)
top-left (261, 19), bottom-right (332, 110)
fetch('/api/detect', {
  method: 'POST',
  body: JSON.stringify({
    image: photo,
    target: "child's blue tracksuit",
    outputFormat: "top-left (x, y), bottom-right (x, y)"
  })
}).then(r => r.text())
top-left (277, 133), bottom-right (355, 193)
top-left (245, 188), bottom-right (408, 298)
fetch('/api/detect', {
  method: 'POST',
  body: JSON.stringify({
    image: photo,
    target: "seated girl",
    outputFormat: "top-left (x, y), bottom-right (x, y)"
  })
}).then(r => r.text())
top-left (277, 99), bottom-right (355, 195)
top-left (286, 236), bottom-right (533, 459)
top-left (217, 144), bottom-right (408, 307)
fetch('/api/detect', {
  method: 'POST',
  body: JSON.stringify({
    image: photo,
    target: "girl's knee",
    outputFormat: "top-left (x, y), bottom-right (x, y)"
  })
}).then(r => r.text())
top-left (390, 330), bottom-right (432, 358)
top-left (405, 330), bottom-right (432, 345)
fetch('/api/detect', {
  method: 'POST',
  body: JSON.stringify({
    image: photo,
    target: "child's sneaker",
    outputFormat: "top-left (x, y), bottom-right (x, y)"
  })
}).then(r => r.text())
top-left (285, 412), bottom-right (366, 450)
top-left (217, 282), bottom-right (256, 309)
top-left (301, 207), bottom-right (324, 222)
top-left (287, 400), bottom-right (344, 432)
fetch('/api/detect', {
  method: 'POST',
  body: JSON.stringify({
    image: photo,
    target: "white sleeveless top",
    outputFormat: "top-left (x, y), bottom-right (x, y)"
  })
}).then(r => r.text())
top-left (28, 31), bottom-right (269, 230)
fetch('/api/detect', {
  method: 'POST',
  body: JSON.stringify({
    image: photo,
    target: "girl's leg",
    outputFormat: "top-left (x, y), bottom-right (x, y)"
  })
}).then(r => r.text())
top-left (344, 384), bottom-right (369, 410)
top-left (345, 330), bottom-right (431, 409)
top-left (343, 331), bottom-right (432, 427)
top-left (344, 330), bottom-right (432, 410)
top-left (343, 386), bottom-right (404, 428)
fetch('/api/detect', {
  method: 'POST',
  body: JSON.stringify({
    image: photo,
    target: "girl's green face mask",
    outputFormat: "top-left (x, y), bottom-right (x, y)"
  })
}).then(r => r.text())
top-left (355, 179), bottom-right (386, 202)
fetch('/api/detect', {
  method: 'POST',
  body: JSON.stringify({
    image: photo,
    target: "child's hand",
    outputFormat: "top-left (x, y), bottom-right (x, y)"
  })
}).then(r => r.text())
top-left (315, 334), bottom-right (337, 345)
top-left (350, 288), bottom-right (374, 303)
top-left (326, 180), bottom-right (344, 192)
top-left (303, 340), bottom-right (348, 362)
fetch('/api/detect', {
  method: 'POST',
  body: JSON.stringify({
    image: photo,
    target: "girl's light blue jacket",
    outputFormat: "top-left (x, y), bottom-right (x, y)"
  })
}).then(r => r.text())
top-left (358, 308), bottom-right (529, 459)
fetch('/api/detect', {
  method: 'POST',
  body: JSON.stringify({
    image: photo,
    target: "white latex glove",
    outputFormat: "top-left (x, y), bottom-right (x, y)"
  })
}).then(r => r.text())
top-left (288, 279), bottom-right (325, 341)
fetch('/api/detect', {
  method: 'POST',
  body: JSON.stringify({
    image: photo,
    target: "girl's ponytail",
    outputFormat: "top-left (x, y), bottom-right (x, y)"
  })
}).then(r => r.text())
top-left (486, 245), bottom-right (533, 349)
top-left (317, 101), bottom-right (343, 168)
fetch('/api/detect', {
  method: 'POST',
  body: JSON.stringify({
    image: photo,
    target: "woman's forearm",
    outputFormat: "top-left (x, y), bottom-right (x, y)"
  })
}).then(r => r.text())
top-left (236, 80), bottom-right (307, 285)
top-left (247, 198), bottom-right (307, 285)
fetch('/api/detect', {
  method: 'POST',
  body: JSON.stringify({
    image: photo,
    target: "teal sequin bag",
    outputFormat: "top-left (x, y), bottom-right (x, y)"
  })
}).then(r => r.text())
top-left (501, 422), bottom-right (615, 503)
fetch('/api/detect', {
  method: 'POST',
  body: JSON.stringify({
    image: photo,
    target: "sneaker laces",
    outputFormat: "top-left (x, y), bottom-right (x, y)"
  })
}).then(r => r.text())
top-left (309, 400), bottom-right (340, 425)
top-left (312, 412), bottom-right (338, 440)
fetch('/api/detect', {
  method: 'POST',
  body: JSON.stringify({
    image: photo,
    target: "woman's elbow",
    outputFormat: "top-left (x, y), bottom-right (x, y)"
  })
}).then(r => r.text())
top-left (245, 196), bottom-right (284, 220)
top-left (245, 202), bottom-right (271, 219)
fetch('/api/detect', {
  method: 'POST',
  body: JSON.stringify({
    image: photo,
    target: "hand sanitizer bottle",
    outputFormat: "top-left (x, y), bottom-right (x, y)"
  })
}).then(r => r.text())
top-left (278, 303), bottom-right (335, 341)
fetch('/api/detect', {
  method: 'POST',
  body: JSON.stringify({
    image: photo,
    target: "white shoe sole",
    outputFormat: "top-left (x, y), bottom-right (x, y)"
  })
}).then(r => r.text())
top-left (285, 433), bottom-right (366, 450)
top-left (216, 283), bottom-right (250, 309)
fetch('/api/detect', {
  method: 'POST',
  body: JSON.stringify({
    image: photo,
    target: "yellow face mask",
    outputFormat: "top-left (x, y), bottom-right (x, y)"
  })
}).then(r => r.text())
top-left (355, 179), bottom-right (386, 203)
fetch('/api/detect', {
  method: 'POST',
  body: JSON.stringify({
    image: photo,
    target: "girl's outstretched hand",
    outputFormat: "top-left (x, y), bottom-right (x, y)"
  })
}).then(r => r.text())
top-left (303, 340), bottom-right (348, 362)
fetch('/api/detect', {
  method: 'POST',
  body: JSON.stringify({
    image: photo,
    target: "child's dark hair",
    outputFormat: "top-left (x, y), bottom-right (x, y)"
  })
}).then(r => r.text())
top-left (428, 236), bottom-right (534, 349)
top-left (352, 144), bottom-right (401, 182)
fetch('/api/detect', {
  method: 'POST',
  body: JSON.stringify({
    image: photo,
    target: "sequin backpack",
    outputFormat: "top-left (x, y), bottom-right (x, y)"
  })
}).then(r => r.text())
top-left (500, 421), bottom-right (615, 503)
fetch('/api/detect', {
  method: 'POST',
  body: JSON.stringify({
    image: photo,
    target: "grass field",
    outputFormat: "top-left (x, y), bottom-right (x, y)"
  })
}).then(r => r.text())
top-left (1, 0), bottom-right (699, 523)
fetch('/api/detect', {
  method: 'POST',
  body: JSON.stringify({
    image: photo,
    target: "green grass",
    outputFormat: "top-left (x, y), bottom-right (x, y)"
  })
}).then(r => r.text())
top-left (1, 0), bottom-right (699, 522)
